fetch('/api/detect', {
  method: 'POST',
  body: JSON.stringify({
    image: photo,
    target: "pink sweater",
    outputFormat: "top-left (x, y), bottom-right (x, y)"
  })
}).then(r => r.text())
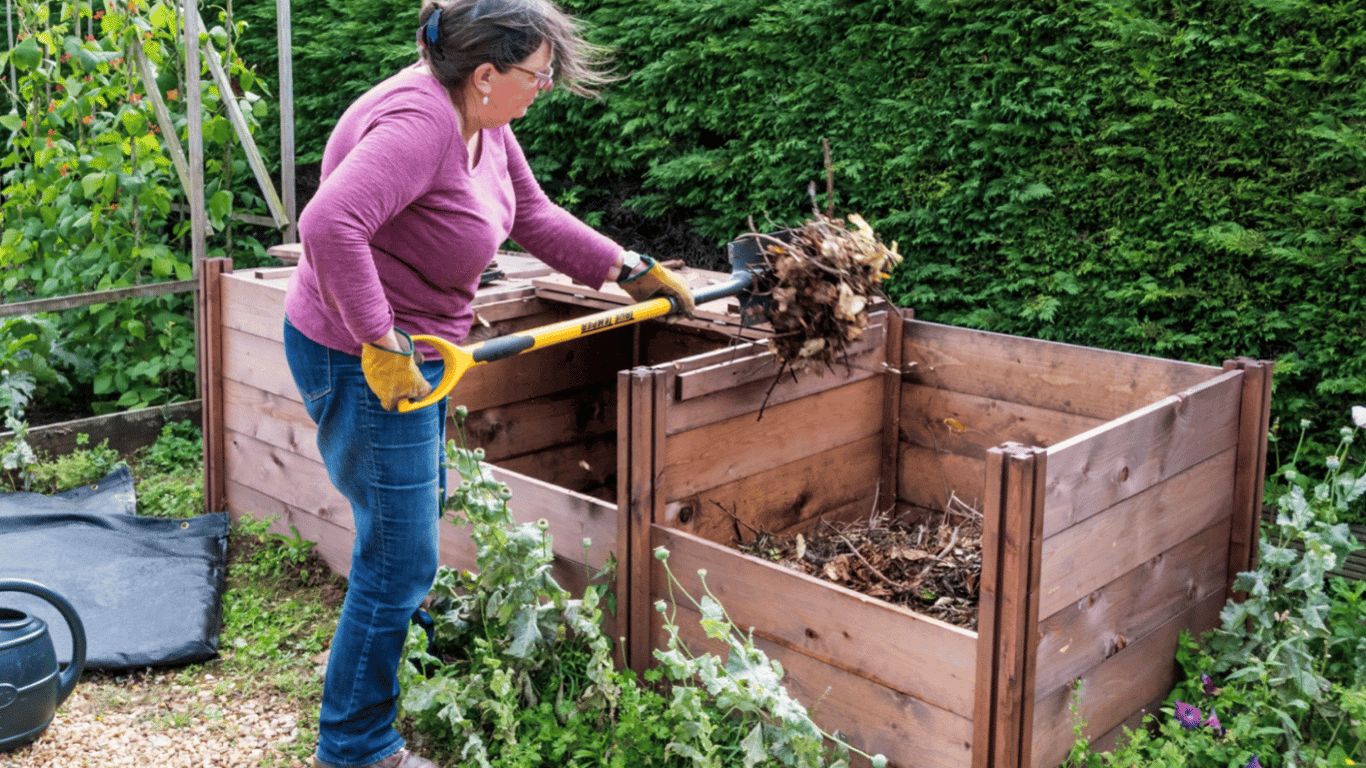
top-left (285, 65), bottom-right (621, 356)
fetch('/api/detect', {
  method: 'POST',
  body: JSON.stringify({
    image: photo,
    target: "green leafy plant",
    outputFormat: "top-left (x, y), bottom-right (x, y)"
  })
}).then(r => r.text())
top-left (400, 409), bottom-right (883, 767)
top-left (20, 432), bottom-right (125, 494)
top-left (2, 0), bottom-right (276, 413)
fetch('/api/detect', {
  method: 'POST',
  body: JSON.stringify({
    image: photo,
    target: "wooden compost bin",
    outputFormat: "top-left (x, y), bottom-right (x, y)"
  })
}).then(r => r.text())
top-left (620, 318), bottom-right (1271, 768)
top-left (199, 255), bottom-right (769, 641)
top-left (202, 257), bottom-right (1271, 768)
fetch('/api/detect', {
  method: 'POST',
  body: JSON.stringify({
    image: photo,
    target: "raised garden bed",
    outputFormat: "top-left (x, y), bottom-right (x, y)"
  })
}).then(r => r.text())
top-left (201, 258), bottom-right (1272, 768)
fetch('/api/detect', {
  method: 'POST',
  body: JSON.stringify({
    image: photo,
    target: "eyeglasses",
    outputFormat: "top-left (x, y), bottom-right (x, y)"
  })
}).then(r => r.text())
top-left (508, 63), bottom-right (554, 90)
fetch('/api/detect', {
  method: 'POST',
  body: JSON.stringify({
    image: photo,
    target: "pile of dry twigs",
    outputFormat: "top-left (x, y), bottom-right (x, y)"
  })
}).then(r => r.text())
top-left (738, 495), bottom-right (983, 629)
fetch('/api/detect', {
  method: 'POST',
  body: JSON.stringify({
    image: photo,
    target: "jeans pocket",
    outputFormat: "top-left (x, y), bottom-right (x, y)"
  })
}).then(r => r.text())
top-left (283, 318), bottom-right (333, 404)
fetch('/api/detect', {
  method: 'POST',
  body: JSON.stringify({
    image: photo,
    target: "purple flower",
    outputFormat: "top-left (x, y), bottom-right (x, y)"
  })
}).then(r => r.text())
top-left (1246, 755), bottom-right (1260, 768)
top-left (1202, 708), bottom-right (1226, 738)
top-left (1174, 700), bottom-right (1202, 730)
top-left (1201, 672), bottom-right (1218, 696)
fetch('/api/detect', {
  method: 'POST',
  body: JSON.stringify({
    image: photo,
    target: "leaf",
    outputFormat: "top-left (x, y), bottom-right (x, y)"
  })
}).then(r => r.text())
top-left (505, 606), bottom-right (541, 659)
top-left (11, 37), bottom-right (42, 71)
top-left (699, 595), bottom-right (729, 640)
top-left (740, 723), bottom-right (766, 767)
top-left (0, 115), bottom-right (22, 132)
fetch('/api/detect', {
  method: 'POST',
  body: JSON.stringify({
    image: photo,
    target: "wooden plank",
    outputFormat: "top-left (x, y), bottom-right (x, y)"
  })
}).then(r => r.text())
top-left (227, 479), bottom-right (355, 577)
top-left (1088, 689), bottom-right (1167, 757)
top-left (484, 465), bottom-right (617, 572)
top-left (656, 599), bottom-right (975, 768)
top-left (987, 444), bottom-right (1045, 768)
top-left (637, 323), bottom-right (734, 367)
top-left (225, 429), bottom-right (354, 530)
top-left (896, 442), bottom-right (987, 515)
top-left (1224, 358), bottom-right (1272, 597)
top-left (676, 323), bottom-right (886, 401)
top-left (661, 433), bottom-right (883, 545)
top-left (0, 401), bottom-right (201, 460)
top-left (462, 382), bottom-right (616, 464)
top-left (221, 271), bottom-right (287, 342)
top-left (652, 526), bottom-right (978, 717)
top-left (880, 311), bottom-right (907, 512)
top-left (493, 433), bottom-right (617, 500)
top-left (973, 448), bottom-right (1006, 768)
top-left (900, 384), bottom-right (1105, 461)
top-left (662, 377), bottom-right (884, 500)
top-left (902, 320), bottom-right (1221, 422)
top-left (1034, 518), bottom-right (1231, 699)
top-left (222, 326), bottom-right (297, 400)
top-left (452, 325), bottom-right (635, 413)
top-left (1042, 370), bottom-right (1242, 539)
top-left (199, 258), bottom-right (231, 514)
top-left (668, 350), bottom-right (884, 435)
top-left (620, 367), bottom-right (660, 674)
top-left (223, 377), bottom-right (320, 463)
top-left (532, 268), bottom-right (756, 330)
top-left (1030, 592), bottom-right (1224, 768)
top-left (1040, 448), bottom-right (1236, 619)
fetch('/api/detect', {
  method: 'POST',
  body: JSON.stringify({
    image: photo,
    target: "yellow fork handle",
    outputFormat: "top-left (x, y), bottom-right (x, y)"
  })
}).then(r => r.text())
top-left (395, 296), bottom-right (676, 413)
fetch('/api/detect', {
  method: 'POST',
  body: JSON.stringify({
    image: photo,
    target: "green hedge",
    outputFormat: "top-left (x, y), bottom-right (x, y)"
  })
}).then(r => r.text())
top-left (234, 0), bottom-right (1366, 454)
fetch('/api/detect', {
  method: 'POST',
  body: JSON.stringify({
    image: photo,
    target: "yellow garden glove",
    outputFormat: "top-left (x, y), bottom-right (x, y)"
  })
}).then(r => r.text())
top-left (616, 252), bottom-right (696, 318)
top-left (361, 328), bottom-right (432, 411)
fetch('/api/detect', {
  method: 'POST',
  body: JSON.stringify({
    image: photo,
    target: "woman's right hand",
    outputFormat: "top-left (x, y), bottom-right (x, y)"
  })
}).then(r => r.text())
top-left (361, 328), bottom-right (433, 410)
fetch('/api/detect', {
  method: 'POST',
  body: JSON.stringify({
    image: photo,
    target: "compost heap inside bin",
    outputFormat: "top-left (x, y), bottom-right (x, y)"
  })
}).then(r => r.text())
top-left (737, 498), bottom-right (983, 630)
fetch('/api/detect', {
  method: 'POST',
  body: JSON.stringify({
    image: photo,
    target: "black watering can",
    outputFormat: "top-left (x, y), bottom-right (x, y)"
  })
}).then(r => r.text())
top-left (0, 579), bottom-right (87, 752)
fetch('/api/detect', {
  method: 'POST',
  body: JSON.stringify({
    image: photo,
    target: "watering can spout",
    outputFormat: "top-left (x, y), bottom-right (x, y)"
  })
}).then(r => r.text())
top-left (0, 579), bottom-right (87, 752)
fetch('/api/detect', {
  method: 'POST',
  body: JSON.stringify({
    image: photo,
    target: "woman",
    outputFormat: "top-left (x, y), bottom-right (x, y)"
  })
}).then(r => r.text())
top-left (283, 1), bottom-right (694, 766)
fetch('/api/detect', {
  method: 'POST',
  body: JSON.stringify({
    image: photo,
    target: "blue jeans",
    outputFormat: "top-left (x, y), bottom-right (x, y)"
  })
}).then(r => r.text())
top-left (283, 319), bottom-right (447, 767)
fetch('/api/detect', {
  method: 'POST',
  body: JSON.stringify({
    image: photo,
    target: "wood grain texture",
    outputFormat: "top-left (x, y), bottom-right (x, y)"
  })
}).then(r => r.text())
top-left (1034, 518), bottom-right (1231, 700)
top-left (899, 384), bottom-right (1104, 461)
top-left (222, 326), bottom-right (298, 399)
top-left (662, 377), bottom-right (884, 500)
top-left (657, 599), bottom-right (975, 768)
top-left (896, 442), bottom-right (987, 515)
top-left (901, 320), bottom-right (1220, 422)
top-left (652, 526), bottom-right (978, 716)
top-left (1030, 593), bottom-right (1225, 768)
top-left (1224, 358), bottom-right (1273, 597)
top-left (660, 433), bottom-right (882, 545)
top-left (199, 258), bottom-right (231, 514)
top-left (1042, 370), bottom-right (1242, 538)
top-left (462, 383), bottom-right (616, 464)
top-left (675, 323), bottom-right (885, 401)
top-left (225, 429), bottom-right (354, 529)
top-left (493, 433), bottom-right (617, 500)
top-left (1040, 448), bottom-right (1236, 619)
top-left (223, 377), bottom-right (318, 462)
top-left (227, 479), bottom-right (355, 576)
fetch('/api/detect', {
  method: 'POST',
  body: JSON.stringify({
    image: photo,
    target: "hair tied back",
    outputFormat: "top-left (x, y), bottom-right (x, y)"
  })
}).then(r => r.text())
top-left (424, 6), bottom-right (442, 46)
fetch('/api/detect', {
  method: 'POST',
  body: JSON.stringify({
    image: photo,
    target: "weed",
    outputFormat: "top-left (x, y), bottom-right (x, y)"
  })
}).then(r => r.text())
top-left (22, 434), bottom-right (125, 495)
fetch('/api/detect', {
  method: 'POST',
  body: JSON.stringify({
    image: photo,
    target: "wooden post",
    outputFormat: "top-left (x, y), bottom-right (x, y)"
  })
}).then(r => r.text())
top-left (619, 366), bottom-right (663, 674)
top-left (975, 442), bottom-right (1046, 768)
top-left (878, 309), bottom-right (906, 513)
top-left (1222, 358), bottom-right (1274, 600)
top-left (197, 258), bottom-right (232, 514)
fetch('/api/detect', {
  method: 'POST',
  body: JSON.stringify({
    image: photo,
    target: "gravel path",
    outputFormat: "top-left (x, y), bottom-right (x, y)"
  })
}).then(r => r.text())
top-left (0, 666), bottom-right (316, 768)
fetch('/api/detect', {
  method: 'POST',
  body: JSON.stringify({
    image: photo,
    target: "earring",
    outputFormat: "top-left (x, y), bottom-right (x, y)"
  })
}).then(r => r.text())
top-left (482, 95), bottom-right (489, 105)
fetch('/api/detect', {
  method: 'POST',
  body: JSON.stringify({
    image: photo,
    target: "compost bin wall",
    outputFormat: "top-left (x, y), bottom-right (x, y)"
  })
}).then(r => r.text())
top-left (206, 259), bottom-right (1271, 768)
top-left (618, 314), bottom-right (1270, 768)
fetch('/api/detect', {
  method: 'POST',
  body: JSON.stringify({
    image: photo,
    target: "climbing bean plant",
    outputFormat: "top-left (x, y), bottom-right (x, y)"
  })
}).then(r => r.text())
top-left (1, 0), bottom-right (273, 413)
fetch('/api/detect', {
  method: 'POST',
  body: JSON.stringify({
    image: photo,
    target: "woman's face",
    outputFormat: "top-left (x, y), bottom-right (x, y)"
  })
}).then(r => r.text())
top-left (483, 41), bottom-right (553, 125)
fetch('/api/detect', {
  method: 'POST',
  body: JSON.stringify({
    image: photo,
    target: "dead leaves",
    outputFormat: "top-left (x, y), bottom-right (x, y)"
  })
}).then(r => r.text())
top-left (743, 212), bottom-right (901, 372)
top-left (736, 504), bottom-right (983, 630)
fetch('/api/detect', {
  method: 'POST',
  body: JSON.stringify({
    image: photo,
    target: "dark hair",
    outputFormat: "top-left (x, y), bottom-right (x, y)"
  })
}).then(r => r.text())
top-left (416, 0), bottom-right (614, 97)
